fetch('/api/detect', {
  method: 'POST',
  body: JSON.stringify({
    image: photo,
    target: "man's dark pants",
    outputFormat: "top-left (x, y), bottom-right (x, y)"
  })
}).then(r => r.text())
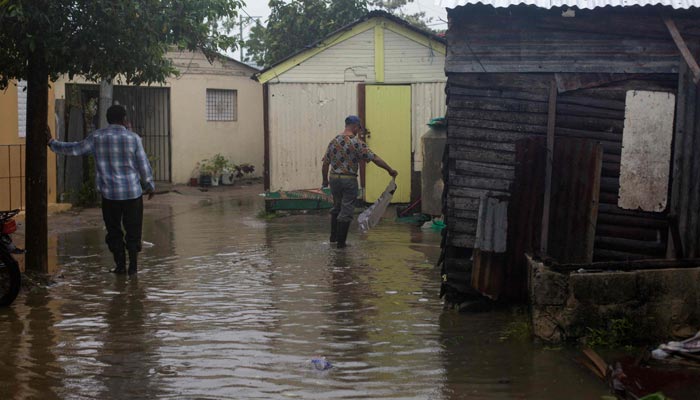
top-left (330, 177), bottom-right (357, 247)
top-left (330, 177), bottom-right (358, 222)
top-left (101, 196), bottom-right (143, 268)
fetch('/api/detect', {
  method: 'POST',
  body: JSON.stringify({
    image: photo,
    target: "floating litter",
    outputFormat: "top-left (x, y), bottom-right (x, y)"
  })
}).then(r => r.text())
top-left (309, 356), bottom-right (332, 371)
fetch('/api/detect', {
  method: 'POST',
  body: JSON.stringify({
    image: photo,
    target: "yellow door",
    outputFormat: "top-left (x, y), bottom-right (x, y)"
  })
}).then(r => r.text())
top-left (365, 85), bottom-right (411, 203)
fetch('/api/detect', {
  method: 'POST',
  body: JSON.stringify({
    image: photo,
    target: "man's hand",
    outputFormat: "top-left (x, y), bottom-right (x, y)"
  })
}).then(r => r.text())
top-left (388, 169), bottom-right (398, 178)
top-left (46, 126), bottom-right (53, 145)
top-left (146, 189), bottom-right (155, 200)
top-left (322, 180), bottom-right (329, 189)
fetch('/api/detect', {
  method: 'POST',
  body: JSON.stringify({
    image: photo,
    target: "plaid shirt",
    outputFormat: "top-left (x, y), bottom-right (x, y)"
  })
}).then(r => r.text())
top-left (322, 134), bottom-right (375, 175)
top-left (49, 124), bottom-right (155, 200)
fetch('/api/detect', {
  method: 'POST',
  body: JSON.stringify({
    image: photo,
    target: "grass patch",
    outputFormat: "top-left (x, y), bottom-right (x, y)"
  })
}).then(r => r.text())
top-left (500, 307), bottom-right (532, 341)
top-left (585, 317), bottom-right (634, 349)
top-left (256, 209), bottom-right (279, 220)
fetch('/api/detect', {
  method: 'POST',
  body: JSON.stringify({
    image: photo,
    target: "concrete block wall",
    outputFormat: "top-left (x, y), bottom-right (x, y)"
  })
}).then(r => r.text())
top-left (528, 257), bottom-right (700, 342)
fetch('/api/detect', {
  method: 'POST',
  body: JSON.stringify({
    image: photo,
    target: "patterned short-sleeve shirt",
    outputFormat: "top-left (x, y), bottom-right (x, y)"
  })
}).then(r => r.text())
top-left (322, 134), bottom-right (375, 175)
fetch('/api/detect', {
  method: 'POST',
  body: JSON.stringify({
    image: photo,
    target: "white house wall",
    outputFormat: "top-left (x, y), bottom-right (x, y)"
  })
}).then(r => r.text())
top-left (268, 83), bottom-right (357, 191)
top-left (274, 30), bottom-right (376, 84)
top-left (169, 74), bottom-right (263, 183)
top-left (53, 50), bottom-right (264, 184)
top-left (384, 30), bottom-right (446, 84)
top-left (412, 82), bottom-right (447, 171)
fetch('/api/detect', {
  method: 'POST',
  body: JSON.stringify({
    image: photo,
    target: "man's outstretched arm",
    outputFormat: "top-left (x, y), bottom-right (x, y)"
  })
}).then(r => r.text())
top-left (47, 128), bottom-right (94, 156)
top-left (372, 155), bottom-right (398, 178)
top-left (322, 160), bottom-right (330, 188)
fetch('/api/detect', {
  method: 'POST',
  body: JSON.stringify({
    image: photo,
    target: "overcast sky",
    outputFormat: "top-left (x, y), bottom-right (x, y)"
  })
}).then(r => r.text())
top-left (234, 0), bottom-right (449, 60)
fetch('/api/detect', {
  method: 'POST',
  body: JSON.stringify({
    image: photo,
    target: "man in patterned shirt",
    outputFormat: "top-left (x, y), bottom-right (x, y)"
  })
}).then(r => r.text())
top-left (322, 115), bottom-right (397, 248)
top-left (48, 105), bottom-right (155, 275)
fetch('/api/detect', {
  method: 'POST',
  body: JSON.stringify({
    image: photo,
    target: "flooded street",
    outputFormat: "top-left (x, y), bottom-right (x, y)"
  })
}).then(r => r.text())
top-left (0, 191), bottom-right (606, 399)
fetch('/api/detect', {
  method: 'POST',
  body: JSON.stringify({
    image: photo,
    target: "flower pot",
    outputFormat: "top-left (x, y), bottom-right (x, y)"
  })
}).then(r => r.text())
top-left (221, 172), bottom-right (236, 186)
top-left (189, 177), bottom-right (198, 186)
top-left (211, 175), bottom-right (220, 187)
top-left (199, 174), bottom-right (212, 187)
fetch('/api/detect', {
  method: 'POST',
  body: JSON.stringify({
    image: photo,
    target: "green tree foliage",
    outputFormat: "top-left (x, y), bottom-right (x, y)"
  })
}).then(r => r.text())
top-left (0, 0), bottom-right (242, 272)
top-left (0, 0), bottom-right (242, 89)
top-left (370, 0), bottom-right (432, 30)
top-left (245, 0), bottom-right (368, 68)
top-left (245, 0), bottom-right (432, 68)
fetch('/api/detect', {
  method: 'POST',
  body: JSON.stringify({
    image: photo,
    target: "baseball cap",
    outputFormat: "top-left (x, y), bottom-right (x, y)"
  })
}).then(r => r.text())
top-left (345, 115), bottom-right (362, 128)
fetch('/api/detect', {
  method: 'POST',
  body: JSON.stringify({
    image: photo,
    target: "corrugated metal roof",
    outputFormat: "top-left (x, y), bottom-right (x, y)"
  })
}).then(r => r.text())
top-left (441, 0), bottom-right (700, 9)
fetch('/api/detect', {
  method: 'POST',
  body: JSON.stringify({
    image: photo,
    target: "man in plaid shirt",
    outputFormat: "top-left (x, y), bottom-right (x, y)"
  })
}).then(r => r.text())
top-left (48, 105), bottom-right (155, 275)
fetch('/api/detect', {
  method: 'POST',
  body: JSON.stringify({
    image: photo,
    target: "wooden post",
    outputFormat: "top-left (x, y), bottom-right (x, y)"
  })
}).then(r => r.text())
top-left (24, 45), bottom-right (49, 273)
top-left (663, 17), bottom-right (700, 85)
top-left (357, 83), bottom-right (366, 189)
top-left (263, 83), bottom-right (270, 191)
top-left (540, 79), bottom-right (558, 256)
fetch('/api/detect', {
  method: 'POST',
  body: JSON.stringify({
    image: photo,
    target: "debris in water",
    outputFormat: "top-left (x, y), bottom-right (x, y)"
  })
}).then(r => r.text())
top-left (309, 356), bottom-right (332, 371)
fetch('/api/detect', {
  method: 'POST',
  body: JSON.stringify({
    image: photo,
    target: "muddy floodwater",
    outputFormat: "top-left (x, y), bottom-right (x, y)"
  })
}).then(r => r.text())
top-left (0, 193), bottom-right (607, 399)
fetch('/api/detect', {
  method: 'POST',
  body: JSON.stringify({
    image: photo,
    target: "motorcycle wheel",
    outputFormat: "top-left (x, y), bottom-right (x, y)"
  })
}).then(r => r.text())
top-left (0, 250), bottom-right (21, 306)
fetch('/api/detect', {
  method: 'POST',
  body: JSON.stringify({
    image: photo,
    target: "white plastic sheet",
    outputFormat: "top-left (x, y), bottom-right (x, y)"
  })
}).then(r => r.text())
top-left (358, 179), bottom-right (397, 232)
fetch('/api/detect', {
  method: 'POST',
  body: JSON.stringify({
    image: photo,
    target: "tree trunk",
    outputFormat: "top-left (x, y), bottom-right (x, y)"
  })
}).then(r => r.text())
top-left (24, 45), bottom-right (49, 273)
top-left (98, 79), bottom-right (113, 129)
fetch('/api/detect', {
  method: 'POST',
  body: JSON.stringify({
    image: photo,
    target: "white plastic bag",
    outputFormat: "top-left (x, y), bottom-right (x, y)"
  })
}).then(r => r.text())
top-left (358, 179), bottom-right (397, 232)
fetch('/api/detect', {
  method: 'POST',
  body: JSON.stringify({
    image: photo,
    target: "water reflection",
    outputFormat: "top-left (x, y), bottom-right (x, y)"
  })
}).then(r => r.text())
top-left (0, 292), bottom-right (64, 400)
top-left (0, 196), bottom-right (608, 399)
top-left (97, 277), bottom-right (163, 399)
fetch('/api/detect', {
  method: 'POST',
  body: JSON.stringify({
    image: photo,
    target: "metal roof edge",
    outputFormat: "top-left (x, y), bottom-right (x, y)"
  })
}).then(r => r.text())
top-left (442, 0), bottom-right (700, 10)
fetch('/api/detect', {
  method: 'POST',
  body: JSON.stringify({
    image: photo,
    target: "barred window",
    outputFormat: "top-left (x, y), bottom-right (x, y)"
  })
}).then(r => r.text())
top-left (206, 89), bottom-right (237, 121)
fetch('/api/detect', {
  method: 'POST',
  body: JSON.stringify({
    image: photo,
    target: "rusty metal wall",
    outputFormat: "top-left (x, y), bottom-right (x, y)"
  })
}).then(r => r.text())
top-left (471, 192), bottom-right (508, 300)
top-left (445, 74), bottom-right (549, 250)
top-left (446, 5), bottom-right (699, 74)
top-left (443, 0), bottom-right (700, 9)
top-left (548, 138), bottom-right (602, 264)
top-left (670, 51), bottom-right (700, 258)
top-left (445, 73), bottom-right (674, 261)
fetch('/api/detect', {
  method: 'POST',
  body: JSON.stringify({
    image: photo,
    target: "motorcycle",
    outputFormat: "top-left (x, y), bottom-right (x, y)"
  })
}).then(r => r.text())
top-left (0, 209), bottom-right (22, 306)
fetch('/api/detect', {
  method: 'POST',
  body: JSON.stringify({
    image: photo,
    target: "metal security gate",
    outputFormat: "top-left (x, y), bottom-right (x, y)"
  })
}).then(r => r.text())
top-left (113, 86), bottom-right (171, 182)
top-left (64, 84), bottom-right (172, 182)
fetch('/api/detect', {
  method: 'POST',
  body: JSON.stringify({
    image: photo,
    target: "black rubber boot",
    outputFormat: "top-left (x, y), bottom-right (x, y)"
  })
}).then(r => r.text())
top-left (111, 250), bottom-right (126, 274)
top-left (330, 214), bottom-right (339, 243)
top-left (128, 250), bottom-right (138, 276)
top-left (336, 221), bottom-right (351, 249)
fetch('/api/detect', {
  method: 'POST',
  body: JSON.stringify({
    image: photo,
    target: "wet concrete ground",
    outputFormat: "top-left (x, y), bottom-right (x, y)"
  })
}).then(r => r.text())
top-left (0, 186), bottom-right (607, 399)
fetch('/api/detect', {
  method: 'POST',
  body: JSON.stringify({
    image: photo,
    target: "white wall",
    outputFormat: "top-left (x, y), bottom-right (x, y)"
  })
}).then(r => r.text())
top-left (268, 82), bottom-right (357, 191)
top-left (169, 74), bottom-right (263, 183)
top-left (412, 82), bottom-right (447, 171)
top-left (385, 30), bottom-right (446, 83)
top-left (275, 29), bottom-right (376, 84)
top-left (53, 50), bottom-right (264, 184)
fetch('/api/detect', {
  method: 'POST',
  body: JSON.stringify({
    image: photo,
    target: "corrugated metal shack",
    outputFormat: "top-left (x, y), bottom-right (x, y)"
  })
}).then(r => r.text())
top-left (440, 0), bottom-right (700, 302)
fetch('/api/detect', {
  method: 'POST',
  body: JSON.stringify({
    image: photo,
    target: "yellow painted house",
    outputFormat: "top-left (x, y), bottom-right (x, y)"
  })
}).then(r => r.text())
top-left (254, 11), bottom-right (447, 203)
top-left (0, 82), bottom-right (57, 210)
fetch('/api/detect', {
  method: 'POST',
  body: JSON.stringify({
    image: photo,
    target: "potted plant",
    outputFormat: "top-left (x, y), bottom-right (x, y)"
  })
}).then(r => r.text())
top-left (221, 157), bottom-right (237, 186)
top-left (234, 163), bottom-right (255, 180)
top-left (198, 159), bottom-right (214, 187)
top-left (200, 154), bottom-right (230, 187)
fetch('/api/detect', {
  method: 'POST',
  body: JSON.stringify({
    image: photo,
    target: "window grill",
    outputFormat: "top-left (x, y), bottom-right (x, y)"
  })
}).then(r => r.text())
top-left (206, 89), bottom-right (237, 121)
